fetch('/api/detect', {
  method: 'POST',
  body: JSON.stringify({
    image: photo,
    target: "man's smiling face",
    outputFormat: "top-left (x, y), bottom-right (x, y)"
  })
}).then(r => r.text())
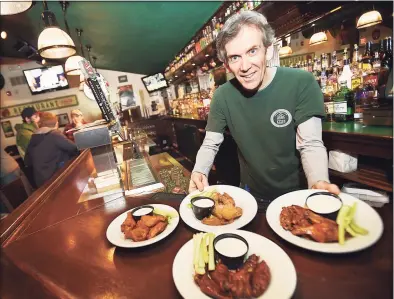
top-left (225, 25), bottom-right (267, 91)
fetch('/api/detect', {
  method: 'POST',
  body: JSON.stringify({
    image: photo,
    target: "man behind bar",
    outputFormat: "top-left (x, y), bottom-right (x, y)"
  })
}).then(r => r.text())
top-left (189, 11), bottom-right (340, 201)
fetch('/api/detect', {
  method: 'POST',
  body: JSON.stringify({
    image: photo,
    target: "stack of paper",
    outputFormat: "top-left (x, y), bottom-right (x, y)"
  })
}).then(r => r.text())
top-left (342, 183), bottom-right (389, 208)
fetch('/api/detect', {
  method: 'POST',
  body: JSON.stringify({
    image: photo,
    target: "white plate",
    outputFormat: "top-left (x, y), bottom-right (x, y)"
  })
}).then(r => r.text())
top-left (266, 189), bottom-right (384, 253)
top-left (179, 185), bottom-right (258, 233)
top-left (172, 230), bottom-right (297, 299)
top-left (106, 204), bottom-right (179, 248)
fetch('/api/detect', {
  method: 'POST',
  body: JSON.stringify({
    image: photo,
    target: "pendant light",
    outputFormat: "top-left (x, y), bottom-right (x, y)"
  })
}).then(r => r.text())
top-left (309, 31), bottom-right (328, 46)
top-left (0, 1), bottom-right (32, 15)
top-left (38, 1), bottom-right (76, 59)
top-left (356, 10), bottom-right (383, 29)
top-left (279, 39), bottom-right (292, 57)
top-left (65, 29), bottom-right (85, 75)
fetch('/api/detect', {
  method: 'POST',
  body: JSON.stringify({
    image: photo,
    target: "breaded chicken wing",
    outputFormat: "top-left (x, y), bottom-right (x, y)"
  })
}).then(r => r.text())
top-left (140, 215), bottom-right (166, 227)
top-left (121, 212), bottom-right (136, 232)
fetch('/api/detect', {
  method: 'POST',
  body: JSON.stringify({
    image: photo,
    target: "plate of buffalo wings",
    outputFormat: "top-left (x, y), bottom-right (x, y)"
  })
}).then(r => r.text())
top-left (179, 185), bottom-right (258, 233)
top-left (266, 189), bottom-right (384, 253)
top-left (172, 230), bottom-right (297, 299)
top-left (106, 204), bottom-right (179, 248)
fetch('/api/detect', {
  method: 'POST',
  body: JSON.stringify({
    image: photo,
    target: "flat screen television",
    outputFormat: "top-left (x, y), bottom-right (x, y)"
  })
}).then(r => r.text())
top-left (141, 72), bottom-right (169, 93)
top-left (23, 65), bottom-right (69, 95)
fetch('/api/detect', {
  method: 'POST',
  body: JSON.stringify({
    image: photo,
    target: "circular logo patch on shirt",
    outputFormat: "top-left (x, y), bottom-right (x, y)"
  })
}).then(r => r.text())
top-left (270, 109), bottom-right (292, 128)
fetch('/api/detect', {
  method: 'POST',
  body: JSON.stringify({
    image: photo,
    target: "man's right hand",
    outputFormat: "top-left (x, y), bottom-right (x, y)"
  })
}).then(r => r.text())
top-left (189, 172), bottom-right (209, 193)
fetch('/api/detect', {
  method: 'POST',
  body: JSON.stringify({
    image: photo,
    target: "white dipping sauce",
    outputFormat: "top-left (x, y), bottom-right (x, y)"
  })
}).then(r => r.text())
top-left (215, 238), bottom-right (247, 257)
top-left (193, 198), bottom-right (214, 208)
top-left (307, 195), bottom-right (342, 214)
top-left (133, 207), bottom-right (153, 216)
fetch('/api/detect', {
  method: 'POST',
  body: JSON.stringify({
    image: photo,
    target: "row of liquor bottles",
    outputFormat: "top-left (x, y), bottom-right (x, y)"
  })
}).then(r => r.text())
top-left (285, 37), bottom-right (393, 123)
top-left (165, 1), bottom-right (263, 76)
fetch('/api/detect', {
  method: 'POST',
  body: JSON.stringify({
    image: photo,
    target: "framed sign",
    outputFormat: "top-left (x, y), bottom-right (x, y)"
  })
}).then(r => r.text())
top-left (0, 95), bottom-right (79, 119)
top-left (56, 113), bottom-right (70, 127)
top-left (1, 121), bottom-right (14, 138)
top-left (118, 75), bottom-right (128, 83)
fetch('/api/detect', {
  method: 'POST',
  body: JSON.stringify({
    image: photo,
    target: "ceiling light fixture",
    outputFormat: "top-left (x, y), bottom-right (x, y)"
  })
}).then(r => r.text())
top-left (0, 1), bottom-right (32, 15)
top-left (42, 59), bottom-right (46, 64)
top-left (192, 63), bottom-right (196, 66)
top-left (309, 31), bottom-right (328, 46)
top-left (205, 54), bottom-right (209, 57)
top-left (279, 39), bottom-right (292, 57)
top-left (357, 10), bottom-right (383, 29)
top-left (65, 28), bottom-right (85, 75)
top-left (1, 31), bottom-right (7, 39)
top-left (38, 1), bottom-right (76, 59)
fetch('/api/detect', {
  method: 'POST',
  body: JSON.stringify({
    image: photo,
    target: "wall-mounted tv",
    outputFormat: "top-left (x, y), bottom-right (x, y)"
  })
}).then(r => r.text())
top-left (23, 65), bottom-right (69, 95)
top-left (141, 72), bottom-right (169, 93)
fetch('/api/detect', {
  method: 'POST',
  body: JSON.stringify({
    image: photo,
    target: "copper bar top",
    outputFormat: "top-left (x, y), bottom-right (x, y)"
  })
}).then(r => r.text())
top-left (1, 196), bottom-right (392, 299)
top-left (0, 149), bottom-right (392, 299)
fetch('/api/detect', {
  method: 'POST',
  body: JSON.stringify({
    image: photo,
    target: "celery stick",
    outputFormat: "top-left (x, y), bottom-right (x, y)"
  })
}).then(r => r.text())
top-left (350, 222), bottom-right (369, 235)
top-left (195, 265), bottom-right (205, 275)
top-left (208, 233), bottom-right (215, 271)
top-left (193, 234), bottom-right (202, 268)
top-left (345, 202), bottom-right (357, 223)
top-left (338, 222), bottom-right (346, 245)
top-left (202, 234), bottom-right (209, 264)
top-left (345, 225), bottom-right (358, 237)
top-left (336, 205), bottom-right (350, 225)
top-left (199, 234), bottom-right (206, 268)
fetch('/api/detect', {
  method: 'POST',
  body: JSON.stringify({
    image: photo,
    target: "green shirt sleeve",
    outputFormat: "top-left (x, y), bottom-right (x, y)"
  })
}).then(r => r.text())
top-left (206, 88), bottom-right (227, 133)
top-left (294, 71), bottom-right (325, 126)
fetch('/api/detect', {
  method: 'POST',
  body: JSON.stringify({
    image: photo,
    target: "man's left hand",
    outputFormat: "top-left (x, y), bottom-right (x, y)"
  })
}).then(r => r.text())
top-left (312, 180), bottom-right (341, 195)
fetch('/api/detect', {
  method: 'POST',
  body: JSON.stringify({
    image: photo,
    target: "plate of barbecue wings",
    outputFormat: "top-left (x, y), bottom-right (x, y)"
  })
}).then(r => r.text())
top-left (106, 204), bottom-right (179, 248)
top-left (266, 189), bottom-right (384, 253)
top-left (172, 230), bottom-right (297, 299)
top-left (179, 185), bottom-right (258, 233)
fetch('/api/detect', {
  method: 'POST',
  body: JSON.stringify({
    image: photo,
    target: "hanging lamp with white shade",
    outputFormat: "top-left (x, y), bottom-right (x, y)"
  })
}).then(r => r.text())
top-left (65, 29), bottom-right (85, 75)
top-left (0, 1), bottom-right (32, 15)
top-left (309, 31), bottom-right (328, 46)
top-left (356, 10), bottom-right (383, 29)
top-left (38, 2), bottom-right (76, 59)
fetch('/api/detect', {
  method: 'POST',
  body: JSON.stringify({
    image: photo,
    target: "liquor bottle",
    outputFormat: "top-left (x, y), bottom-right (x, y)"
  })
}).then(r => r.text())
top-left (351, 44), bottom-right (363, 91)
top-left (326, 51), bottom-right (338, 96)
top-left (339, 48), bottom-right (353, 89)
top-left (372, 49), bottom-right (382, 73)
top-left (362, 41), bottom-right (373, 73)
top-left (382, 37), bottom-right (392, 69)
top-left (307, 59), bottom-right (312, 73)
top-left (378, 39), bottom-right (385, 63)
top-left (334, 80), bottom-right (354, 122)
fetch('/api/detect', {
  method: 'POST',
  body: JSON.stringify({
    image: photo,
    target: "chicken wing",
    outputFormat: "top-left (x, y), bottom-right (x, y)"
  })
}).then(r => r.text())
top-left (140, 215), bottom-right (166, 227)
top-left (251, 260), bottom-right (271, 297)
top-left (147, 221), bottom-right (167, 239)
top-left (194, 274), bottom-right (232, 299)
top-left (124, 225), bottom-right (149, 241)
top-left (219, 192), bottom-right (235, 206)
top-left (121, 212), bottom-right (136, 232)
top-left (280, 205), bottom-right (339, 243)
top-left (202, 215), bottom-right (231, 226)
top-left (210, 263), bottom-right (231, 292)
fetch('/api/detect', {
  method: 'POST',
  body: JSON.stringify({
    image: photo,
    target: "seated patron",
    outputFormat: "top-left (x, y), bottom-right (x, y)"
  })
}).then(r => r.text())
top-left (14, 107), bottom-right (40, 159)
top-left (63, 109), bottom-right (87, 142)
top-left (25, 112), bottom-right (78, 187)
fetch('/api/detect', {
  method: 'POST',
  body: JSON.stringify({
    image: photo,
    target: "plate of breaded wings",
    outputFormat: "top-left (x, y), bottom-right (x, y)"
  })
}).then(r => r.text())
top-left (106, 204), bottom-right (179, 248)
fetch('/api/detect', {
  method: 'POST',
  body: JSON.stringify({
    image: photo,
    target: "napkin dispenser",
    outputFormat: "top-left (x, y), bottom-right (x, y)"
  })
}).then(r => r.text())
top-left (328, 150), bottom-right (358, 173)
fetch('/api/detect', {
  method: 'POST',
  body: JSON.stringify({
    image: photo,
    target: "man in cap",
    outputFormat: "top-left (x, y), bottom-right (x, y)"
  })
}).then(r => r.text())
top-left (14, 107), bottom-right (40, 159)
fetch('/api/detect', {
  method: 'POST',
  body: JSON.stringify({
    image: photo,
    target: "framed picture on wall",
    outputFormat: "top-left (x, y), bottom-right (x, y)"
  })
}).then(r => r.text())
top-left (56, 113), bottom-right (70, 127)
top-left (1, 121), bottom-right (14, 138)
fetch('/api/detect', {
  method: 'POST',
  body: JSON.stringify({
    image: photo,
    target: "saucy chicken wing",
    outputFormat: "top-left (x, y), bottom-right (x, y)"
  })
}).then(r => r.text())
top-left (121, 212), bottom-right (136, 232)
top-left (194, 274), bottom-right (232, 299)
top-left (280, 205), bottom-right (339, 243)
top-left (147, 221), bottom-right (167, 239)
top-left (140, 215), bottom-right (166, 227)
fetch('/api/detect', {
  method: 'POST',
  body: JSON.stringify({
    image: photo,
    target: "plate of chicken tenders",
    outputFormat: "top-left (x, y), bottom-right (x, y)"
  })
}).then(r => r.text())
top-left (106, 204), bottom-right (179, 248)
top-left (266, 189), bottom-right (384, 253)
top-left (179, 185), bottom-right (258, 233)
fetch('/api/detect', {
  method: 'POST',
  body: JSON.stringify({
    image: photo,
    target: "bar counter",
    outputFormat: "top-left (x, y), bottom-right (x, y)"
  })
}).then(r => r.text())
top-left (0, 148), bottom-right (393, 299)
